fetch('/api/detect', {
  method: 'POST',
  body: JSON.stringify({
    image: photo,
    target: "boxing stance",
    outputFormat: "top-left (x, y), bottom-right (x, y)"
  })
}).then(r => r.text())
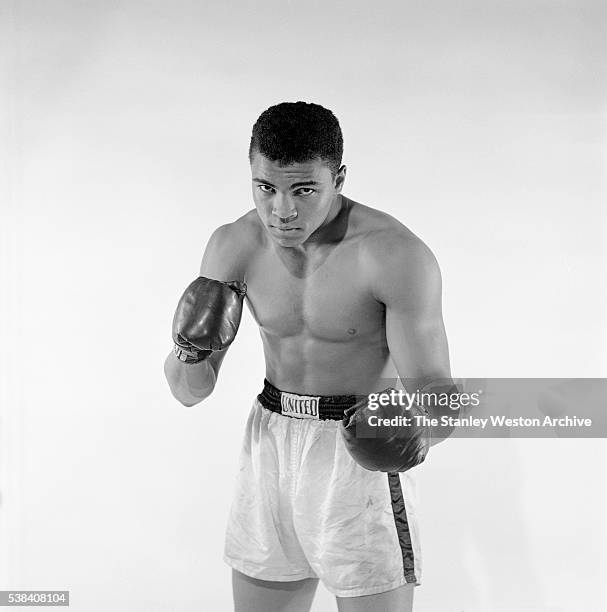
top-left (164, 102), bottom-right (458, 612)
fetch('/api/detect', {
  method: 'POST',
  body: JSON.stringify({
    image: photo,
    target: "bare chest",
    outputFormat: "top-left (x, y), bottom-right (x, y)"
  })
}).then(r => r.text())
top-left (244, 246), bottom-right (384, 342)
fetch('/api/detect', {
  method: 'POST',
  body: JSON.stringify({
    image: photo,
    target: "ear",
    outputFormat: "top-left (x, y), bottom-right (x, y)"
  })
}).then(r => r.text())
top-left (334, 165), bottom-right (347, 193)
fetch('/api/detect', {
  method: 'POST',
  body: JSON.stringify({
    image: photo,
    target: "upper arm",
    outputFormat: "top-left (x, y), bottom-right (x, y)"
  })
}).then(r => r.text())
top-left (196, 222), bottom-right (250, 377)
top-left (368, 231), bottom-right (451, 387)
top-left (199, 222), bottom-right (248, 282)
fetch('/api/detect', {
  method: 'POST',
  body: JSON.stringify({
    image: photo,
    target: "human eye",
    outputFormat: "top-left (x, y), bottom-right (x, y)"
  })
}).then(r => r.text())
top-left (258, 184), bottom-right (275, 194)
top-left (295, 188), bottom-right (315, 196)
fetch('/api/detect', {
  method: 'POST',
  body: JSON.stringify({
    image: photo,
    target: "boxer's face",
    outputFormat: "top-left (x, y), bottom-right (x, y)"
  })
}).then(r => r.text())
top-left (250, 152), bottom-right (345, 247)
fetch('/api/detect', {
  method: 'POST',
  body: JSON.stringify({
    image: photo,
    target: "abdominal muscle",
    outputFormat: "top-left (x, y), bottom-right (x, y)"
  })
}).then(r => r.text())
top-left (259, 327), bottom-right (396, 397)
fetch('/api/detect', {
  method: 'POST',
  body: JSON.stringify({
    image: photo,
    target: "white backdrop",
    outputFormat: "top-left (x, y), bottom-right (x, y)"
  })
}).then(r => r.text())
top-left (1, 1), bottom-right (606, 611)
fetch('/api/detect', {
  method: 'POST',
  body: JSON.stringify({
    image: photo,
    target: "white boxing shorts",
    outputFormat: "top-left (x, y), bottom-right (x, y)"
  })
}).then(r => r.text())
top-left (223, 380), bottom-right (423, 598)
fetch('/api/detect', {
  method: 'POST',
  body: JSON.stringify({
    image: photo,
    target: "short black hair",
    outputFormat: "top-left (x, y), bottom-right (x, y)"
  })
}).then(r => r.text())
top-left (249, 101), bottom-right (343, 176)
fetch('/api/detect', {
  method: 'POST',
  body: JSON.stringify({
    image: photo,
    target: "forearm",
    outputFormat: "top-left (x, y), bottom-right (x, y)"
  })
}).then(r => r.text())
top-left (417, 381), bottom-right (461, 446)
top-left (163, 351), bottom-right (217, 407)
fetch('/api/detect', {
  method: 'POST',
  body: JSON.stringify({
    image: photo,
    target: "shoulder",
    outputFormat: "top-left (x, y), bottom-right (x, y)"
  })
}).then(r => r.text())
top-left (348, 201), bottom-right (440, 302)
top-left (206, 209), bottom-right (262, 251)
top-left (348, 201), bottom-right (438, 274)
top-left (200, 210), bottom-right (263, 281)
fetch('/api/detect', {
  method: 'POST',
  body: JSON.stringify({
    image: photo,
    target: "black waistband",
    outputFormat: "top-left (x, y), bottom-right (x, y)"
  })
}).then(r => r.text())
top-left (257, 379), bottom-right (358, 420)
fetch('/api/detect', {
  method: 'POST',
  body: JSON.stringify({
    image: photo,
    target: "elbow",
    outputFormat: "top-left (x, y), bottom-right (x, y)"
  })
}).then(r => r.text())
top-left (179, 397), bottom-right (202, 408)
top-left (167, 378), bottom-right (213, 408)
top-left (168, 384), bottom-right (209, 408)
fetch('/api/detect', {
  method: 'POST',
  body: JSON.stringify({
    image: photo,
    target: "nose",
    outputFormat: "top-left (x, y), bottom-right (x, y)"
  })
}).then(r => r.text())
top-left (271, 194), bottom-right (298, 224)
top-left (275, 211), bottom-right (298, 224)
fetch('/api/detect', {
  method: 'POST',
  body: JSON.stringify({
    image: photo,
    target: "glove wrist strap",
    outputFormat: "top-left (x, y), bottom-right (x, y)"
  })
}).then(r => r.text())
top-left (173, 344), bottom-right (212, 364)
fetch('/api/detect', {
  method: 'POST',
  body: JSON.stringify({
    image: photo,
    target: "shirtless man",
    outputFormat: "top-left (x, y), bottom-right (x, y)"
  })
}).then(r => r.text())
top-left (164, 102), bottom-right (455, 611)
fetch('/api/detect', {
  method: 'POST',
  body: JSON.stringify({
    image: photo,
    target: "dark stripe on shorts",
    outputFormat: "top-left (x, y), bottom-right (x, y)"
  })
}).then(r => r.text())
top-left (387, 472), bottom-right (418, 583)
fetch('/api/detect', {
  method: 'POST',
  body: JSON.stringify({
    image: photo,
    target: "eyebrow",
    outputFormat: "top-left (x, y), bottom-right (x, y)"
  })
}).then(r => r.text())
top-left (252, 178), bottom-right (320, 189)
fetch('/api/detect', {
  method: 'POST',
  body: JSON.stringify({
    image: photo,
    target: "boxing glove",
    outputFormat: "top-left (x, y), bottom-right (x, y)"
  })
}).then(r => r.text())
top-left (341, 388), bottom-right (430, 472)
top-left (172, 276), bottom-right (247, 364)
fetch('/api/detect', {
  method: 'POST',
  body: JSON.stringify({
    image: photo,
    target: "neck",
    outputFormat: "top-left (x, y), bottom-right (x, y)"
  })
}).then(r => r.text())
top-left (303, 194), bottom-right (346, 247)
top-left (321, 193), bottom-right (345, 229)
